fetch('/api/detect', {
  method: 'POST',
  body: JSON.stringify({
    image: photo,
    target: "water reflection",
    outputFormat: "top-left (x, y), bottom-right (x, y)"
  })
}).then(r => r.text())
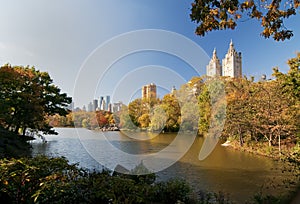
top-left (31, 128), bottom-right (286, 203)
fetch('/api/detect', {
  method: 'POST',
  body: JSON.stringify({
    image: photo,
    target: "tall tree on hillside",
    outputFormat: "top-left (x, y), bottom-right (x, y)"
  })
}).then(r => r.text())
top-left (223, 78), bottom-right (254, 146)
top-left (197, 78), bottom-right (226, 137)
top-left (273, 52), bottom-right (300, 99)
top-left (190, 0), bottom-right (299, 41)
top-left (250, 80), bottom-right (296, 147)
top-left (161, 94), bottom-right (181, 132)
top-left (198, 84), bottom-right (211, 136)
top-left (272, 53), bottom-right (300, 142)
top-left (0, 65), bottom-right (71, 135)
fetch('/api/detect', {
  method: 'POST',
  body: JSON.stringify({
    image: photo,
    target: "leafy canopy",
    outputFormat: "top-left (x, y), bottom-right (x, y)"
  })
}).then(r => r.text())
top-left (0, 64), bottom-right (71, 135)
top-left (190, 0), bottom-right (300, 41)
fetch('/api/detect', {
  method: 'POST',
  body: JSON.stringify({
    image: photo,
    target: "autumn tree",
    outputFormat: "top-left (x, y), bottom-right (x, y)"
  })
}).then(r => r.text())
top-left (273, 52), bottom-right (300, 99)
top-left (95, 111), bottom-right (109, 128)
top-left (137, 113), bottom-right (150, 128)
top-left (198, 83), bottom-right (211, 136)
top-left (127, 98), bottom-right (160, 128)
top-left (250, 80), bottom-right (296, 147)
top-left (272, 53), bottom-right (300, 145)
top-left (149, 105), bottom-right (167, 131)
top-left (190, 0), bottom-right (300, 41)
top-left (0, 65), bottom-right (71, 135)
top-left (175, 80), bottom-right (203, 132)
top-left (128, 99), bottom-right (147, 127)
top-left (197, 77), bottom-right (226, 137)
top-left (223, 77), bottom-right (254, 146)
top-left (161, 94), bottom-right (181, 132)
top-left (221, 54), bottom-right (299, 150)
top-left (119, 106), bottom-right (137, 130)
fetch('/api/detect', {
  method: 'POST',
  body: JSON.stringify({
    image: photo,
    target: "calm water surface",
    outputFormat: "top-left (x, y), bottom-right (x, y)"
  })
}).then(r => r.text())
top-left (31, 128), bottom-right (287, 203)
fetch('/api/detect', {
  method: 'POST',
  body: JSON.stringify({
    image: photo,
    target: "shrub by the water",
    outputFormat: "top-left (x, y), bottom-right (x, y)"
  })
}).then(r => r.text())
top-left (0, 156), bottom-right (197, 204)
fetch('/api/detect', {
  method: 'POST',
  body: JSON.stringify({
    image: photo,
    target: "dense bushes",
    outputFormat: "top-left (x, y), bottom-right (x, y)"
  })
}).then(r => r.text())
top-left (0, 127), bottom-right (31, 158)
top-left (0, 156), bottom-right (198, 204)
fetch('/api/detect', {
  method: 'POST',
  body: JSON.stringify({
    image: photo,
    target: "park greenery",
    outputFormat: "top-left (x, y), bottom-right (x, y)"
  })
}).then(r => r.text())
top-left (190, 0), bottom-right (300, 41)
top-left (117, 53), bottom-right (300, 160)
top-left (0, 64), bottom-right (71, 136)
top-left (50, 53), bottom-right (299, 160)
top-left (0, 54), bottom-right (299, 203)
top-left (0, 155), bottom-right (207, 204)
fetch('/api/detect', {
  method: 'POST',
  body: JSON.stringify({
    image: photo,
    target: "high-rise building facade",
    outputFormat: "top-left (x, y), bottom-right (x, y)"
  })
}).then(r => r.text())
top-left (142, 83), bottom-right (157, 100)
top-left (206, 48), bottom-right (222, 77)
top-left (87, 102), bottom-right (93, 112)
top-left (93, 99), bottom-right (98, 111)
top-left (100, 99), bottom-right (106, 111)
top-left (99, 96), bottom-right (104, 109)
top-left (105, 95), bottom-right (110, 111)
top-left (206, 40), bottom-right (242, 78)
top-left (222, 40), bottom-right (242, 78)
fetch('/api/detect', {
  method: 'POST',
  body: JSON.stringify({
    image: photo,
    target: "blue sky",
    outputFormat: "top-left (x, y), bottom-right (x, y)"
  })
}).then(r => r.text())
top-left (0, 0), bottom-right (299, 107)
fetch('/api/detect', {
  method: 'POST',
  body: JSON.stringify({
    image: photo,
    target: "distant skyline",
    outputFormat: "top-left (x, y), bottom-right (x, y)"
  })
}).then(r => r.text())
top-left (0, 1), bottom-right (299, 107)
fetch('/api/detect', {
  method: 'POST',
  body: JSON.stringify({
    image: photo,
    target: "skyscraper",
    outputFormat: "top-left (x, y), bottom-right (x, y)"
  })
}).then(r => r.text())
top-left (99, 96), bottom-right (104, 109)
top-left (93, 99), bottom-right (98, 111)
top-left (87, 102), bottom-right (93, 112)
top-left (100, 99), bottom-right (106, 111)
top-left (105, 95), bottom-right (110, 111)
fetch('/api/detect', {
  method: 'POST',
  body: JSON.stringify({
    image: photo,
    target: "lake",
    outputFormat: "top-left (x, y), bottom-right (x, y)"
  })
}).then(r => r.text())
top-left (31, 128), bottom-right (289, 203)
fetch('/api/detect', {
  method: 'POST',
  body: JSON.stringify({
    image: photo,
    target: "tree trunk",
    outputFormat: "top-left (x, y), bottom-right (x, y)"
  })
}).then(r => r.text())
top-left (239, 127), bottom-right (243, 147)
top-left (22, 127), bottom-right (27, 136)
top-left (268, 133), bottom-right (272, 147)
top-left (14, 124), bottom-right (20, 134)
top-left (278, 134), bottom-right (281, 156)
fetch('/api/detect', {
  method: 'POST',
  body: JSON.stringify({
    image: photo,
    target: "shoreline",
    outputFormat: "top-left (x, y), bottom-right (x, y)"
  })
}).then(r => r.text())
top-left (224, 139), bottom-right (298, 162)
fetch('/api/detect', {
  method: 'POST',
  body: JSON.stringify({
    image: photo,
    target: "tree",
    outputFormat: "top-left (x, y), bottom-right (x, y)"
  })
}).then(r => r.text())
top-left (198, 83), bottom-right (211, 136)
top-left (0, 65), bottom-right (71, 135)
top-left (149, 105), bottom-right (167, 131)
top-left (197, 78), bottom-right (226, 137)
top-left (95, 111), bottom-right (108, 128)
top-left (138, 113), bottom-right (150, 128)
top-left (119, 106), bottom-right (137, 129)
top-left (223, 78), bottom-right (254, 146)
top-left (161, 94), bottom-right (181, 132)
top-left (272, 53), bottom-right (300, 148)
top-left (273, 52), bottom-right (300, 99)
top-left (128, 99), bottom-right (145, 127)
top-left (190, 0), bottom-right (300, 41)
top-left (128, 98), bottom-right (160, 128)
top-left (250, 80), bottom-right (296, 147)
top-left (176, 81), bottom-right (202, 132)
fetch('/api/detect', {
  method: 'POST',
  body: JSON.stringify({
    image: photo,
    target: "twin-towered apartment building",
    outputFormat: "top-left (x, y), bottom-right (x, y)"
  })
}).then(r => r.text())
top-left (206, 40), bottom-right (242, 78)
top-left (141, 40), bottom-right (243, 101)
top-left (78, 40), bottom-right (242, 111)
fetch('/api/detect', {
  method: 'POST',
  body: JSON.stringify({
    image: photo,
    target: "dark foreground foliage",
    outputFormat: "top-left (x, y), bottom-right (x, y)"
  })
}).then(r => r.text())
top-left (0, 127), bottom-right (32, 158)
top-left (0, 156), bottom-right (205, 204)
top-left (1, 155), bottom-right (298, 204)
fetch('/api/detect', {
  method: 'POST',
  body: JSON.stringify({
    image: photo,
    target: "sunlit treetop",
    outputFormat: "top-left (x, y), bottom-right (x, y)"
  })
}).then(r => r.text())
top-left (190, 0), bottom-right (300, 41)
